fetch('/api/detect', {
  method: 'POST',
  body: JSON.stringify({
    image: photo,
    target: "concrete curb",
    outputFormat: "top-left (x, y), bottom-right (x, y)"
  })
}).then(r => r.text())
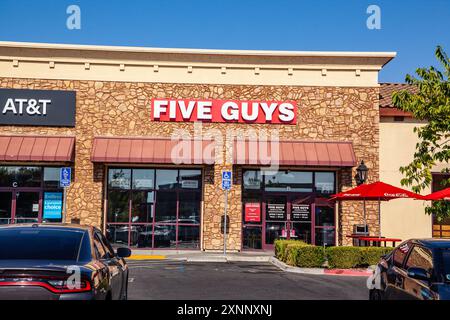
top-left (269, 257), bottom-right (372, 276)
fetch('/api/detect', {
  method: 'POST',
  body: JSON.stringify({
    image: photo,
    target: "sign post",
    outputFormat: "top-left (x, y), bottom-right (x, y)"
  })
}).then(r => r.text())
top-left (221, 171), bottom-right (232, 256)
top-left (59, 167), bottom-right (71, 223)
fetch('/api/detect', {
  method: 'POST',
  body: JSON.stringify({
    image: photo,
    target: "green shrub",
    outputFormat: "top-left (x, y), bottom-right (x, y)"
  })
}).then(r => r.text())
top-left (326, 246), bottom-right (394, 269)
top-left (274, 239), bottom-right (306, 261)
top-left (359, 247), bottom-right (394, 266)
top-left (326, 246), bottom-right (362, 269)
top-left (285, 244), bottom-right (326, 268)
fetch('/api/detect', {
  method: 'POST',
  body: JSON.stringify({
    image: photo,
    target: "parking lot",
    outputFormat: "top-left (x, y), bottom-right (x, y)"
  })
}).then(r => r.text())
top-left (127, 260), bottom-right (368, 300)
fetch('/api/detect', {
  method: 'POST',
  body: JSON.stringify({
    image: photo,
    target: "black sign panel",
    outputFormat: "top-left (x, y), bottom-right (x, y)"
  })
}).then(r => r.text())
top-left (0, 88), bottom-right (76, 127)
top-left (292, 204), bottom-right (311, 221)
top-left (266, 203), bottom-right (286, 220)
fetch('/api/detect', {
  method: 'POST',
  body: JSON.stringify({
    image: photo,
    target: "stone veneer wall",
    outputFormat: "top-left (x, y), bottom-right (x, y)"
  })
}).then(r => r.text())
top-left (0, 77), bottom-right (380, 249)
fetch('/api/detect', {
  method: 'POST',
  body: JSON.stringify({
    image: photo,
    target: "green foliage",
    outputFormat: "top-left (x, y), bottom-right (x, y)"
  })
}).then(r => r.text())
top-left (274, 239), bottom-right (307, 261)
top-left (358, 247), bottom-right (394, 267)
top-left (327, 246), bottom-right (394, 269)
top-left (276, 243), bottom-right (393, 269)
top-left (285, 243), bottom-right (326, 268)
top-left (326, 247), bottom-right (362, 269)
top-left (392, 46), bottom-right (450, 220)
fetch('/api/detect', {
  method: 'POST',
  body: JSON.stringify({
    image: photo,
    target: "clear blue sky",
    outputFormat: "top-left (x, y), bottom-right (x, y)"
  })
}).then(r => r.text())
top-left (0, 0), bottom-right (449, 82)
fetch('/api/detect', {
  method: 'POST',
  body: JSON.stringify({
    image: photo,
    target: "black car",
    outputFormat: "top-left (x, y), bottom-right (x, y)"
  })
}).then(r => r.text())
top-left (368, 239), bottom-right (450, 300)
top-left (0, 224), bottom-right (131, 300)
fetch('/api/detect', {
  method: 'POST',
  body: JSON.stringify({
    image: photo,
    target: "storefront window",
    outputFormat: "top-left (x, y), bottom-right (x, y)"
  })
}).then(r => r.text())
top-left (131, 191), bottom-right (154, 223)
top-left (153, 225), bottom-right (177, 248)
top-left (179, 192), bottom-right (201, 223)
top-left (179, 170), bottom-right (201, 190)
top-left (107, 168), bottom-right (201, 249)
top-left (243, 226), bottom-right (262, 250)
top-left (133, 225), bottom-right (153, 248)
top-left (156, 169), bottom-right (178, 190)
top-left (315, 172), bottom-right (335, 194)
top-left (264, 171), bottom-right (313, 192)
top-left (155, 192), bottom-right (177, 222)
top-left (132, 169), bottom-right (154, 189)
top-left (43, 167), bottom-right (60, 188)
top-left (291, 223), bottom-right (311, 243)
top-left (108, 169), bottom-right (131, 189)
top-left (177, 225), bottom-right (200, 249)
top-left (315, 206), bottom-right (335, 227)
top-left (0, 166), bottom-right (65, 224)
top-left (241, 169), bottom-right (336, 249)
top-left (243, 170), bottom-right (262, 190)
top-left (0, 166), bottom-right (41, 188)
top-left (107, 190), bottom-right (129, 223)
top-left (315, 228), bottom-right (336, 246)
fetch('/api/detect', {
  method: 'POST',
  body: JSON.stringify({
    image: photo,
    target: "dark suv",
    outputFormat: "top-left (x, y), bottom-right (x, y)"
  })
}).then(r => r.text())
top-left (368, 239), bottom-right (450, 300)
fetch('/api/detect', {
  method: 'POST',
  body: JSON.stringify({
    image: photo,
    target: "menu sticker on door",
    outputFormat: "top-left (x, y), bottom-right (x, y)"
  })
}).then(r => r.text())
top-left (267, 203), bottom-right (286, 220)
top-left (292, 204), bottom-right (311, 221)
top-left (244, 203), bottom-right (261, 222)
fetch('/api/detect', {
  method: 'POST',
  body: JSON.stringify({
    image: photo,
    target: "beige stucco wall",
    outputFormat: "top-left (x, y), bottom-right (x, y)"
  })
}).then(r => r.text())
top-left (379, 117), bottom-right (431, 240)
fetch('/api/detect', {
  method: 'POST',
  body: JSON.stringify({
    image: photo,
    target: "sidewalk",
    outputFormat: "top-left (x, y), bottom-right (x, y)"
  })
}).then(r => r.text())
top-left (128, 250), bottom-right (274, 262)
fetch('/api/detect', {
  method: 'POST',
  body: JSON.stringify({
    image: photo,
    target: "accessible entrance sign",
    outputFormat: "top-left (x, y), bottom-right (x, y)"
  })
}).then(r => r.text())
top-left (222, 171), bottom-right (232, 190)
top-left (60, 167), bottom-right (71, 223)
top-left (59, 167), bottom-right (71, 188)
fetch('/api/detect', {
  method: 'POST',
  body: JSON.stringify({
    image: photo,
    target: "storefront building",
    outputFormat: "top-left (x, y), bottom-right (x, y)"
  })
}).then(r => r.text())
top-left (0, 42), bottom-right (396, 251)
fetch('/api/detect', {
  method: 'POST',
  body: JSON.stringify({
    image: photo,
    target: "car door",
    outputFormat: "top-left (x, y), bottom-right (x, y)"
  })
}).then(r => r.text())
top-left (93, 231), bottom-right (122, 300)
top-left (403, 245), bottom-right (436, 300)
top-left (98, 231), bottom-right (128, 299)
top-left (385, 241), bottom-right (411, 299)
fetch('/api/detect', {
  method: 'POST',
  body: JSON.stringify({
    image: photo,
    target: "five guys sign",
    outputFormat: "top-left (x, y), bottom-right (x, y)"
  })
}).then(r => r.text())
top-left (151, 99), bottom-right (297, 124)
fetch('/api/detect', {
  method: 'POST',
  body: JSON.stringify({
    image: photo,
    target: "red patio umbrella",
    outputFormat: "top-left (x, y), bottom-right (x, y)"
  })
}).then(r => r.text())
top-left (424, 187), bottom-right (450, 201)
top-left (331, 181), bottom-right (425, 237)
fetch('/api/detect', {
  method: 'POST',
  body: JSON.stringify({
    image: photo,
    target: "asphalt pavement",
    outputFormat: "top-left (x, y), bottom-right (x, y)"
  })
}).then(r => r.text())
top-left (127, 260), bottom-right (369, 300)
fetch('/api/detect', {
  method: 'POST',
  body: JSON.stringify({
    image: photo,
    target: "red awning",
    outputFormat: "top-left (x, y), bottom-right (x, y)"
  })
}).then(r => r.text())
top-left (91, 137), bottom-right (215, 164)
top-left (0, 135), bottom-right (75, 162)
top-left (233, 140), bottom-right (356, 167)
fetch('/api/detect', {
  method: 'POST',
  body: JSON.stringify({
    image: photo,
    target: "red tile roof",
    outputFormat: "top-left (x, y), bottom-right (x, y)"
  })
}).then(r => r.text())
top-left (379, 83), bottom-right (417, 117)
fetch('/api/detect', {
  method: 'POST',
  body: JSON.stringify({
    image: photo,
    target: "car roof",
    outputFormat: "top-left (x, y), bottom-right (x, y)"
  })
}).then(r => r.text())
top-left (410, 238), bottom-right (450, 249)
top-left (0, 223), bottom-right (94, 233)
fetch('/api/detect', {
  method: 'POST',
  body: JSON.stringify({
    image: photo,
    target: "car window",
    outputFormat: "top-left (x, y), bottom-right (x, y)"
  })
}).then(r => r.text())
top-left (98, 232), bottom-right (115, 257)
top-left (93, 233), bottom-right (108, 259)
top-left (393, 242), bottom-right (411, 268)
top-left (0, 228), bottom-right (84, 261)
top-left (405, 246), bottom-right (433, 273)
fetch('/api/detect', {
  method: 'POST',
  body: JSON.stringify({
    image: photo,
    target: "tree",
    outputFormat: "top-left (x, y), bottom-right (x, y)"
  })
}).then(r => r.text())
top-left (392, 46), bottom-right (450, 221)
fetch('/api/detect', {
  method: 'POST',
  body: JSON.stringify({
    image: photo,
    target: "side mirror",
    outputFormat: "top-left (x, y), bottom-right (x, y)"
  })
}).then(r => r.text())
top-left (116, 247), bottom-right (132, 258)
top-left (407, 267), bottom-right (430, 282)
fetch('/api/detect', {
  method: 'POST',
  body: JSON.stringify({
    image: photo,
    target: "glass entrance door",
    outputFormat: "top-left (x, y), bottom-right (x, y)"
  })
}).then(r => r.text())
top-left (0, 192), bottom-right (13, 224)
top-left (263, 194), bottom-right (314, 249)
top-left (14, 191), bottom-right (40, 224)
top-left (264, 195), bottom-right (288, 249)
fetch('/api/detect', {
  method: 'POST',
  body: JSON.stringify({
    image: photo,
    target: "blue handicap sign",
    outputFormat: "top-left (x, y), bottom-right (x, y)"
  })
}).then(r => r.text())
top-left (222, 171), bottom-right (232, 190)
top-left (60, 167), bottom-right (71, 187)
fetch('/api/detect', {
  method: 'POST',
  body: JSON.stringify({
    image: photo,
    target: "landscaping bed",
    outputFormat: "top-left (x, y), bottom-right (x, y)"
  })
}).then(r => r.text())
top-left (274, 239), bottom-right (393, 269)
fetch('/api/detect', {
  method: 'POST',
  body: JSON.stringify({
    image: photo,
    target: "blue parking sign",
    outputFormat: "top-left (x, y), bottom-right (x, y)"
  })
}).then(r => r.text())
top-left (222, 171), bottom-right (232, 190)
top-left (60, 167), bottom-right (71, 187)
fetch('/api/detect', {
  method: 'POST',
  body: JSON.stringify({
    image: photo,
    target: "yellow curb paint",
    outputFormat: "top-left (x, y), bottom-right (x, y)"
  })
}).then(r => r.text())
top-left (128, 255), bottom-right (166, 260)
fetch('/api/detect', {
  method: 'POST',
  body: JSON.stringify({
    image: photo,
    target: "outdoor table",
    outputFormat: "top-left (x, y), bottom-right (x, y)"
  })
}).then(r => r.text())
top-left (346, 234), bottom-right (379, 246)
top-left (357, 236), bottom-right (402, 247)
